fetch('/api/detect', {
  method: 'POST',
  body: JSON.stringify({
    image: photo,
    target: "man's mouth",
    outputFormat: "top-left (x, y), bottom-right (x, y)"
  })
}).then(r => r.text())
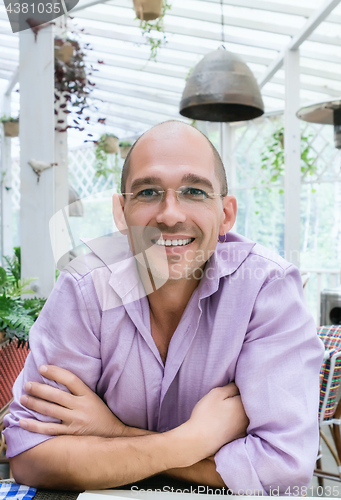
top-left (152, 237), bottom-right (195, 247)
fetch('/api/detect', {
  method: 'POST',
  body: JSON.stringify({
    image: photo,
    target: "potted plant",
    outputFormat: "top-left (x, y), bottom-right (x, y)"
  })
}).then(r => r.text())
top-left (119, 140), bottom-right (132, 159)
top-left (54, 37), bottom-right (96, 134)
top-left (54, 40), bottom-right (74, 64)
top-left (133, 0), bottom-right (163, 21)
top-left (94, 134), bottom-right (119, 177)
top-left (137, 1), bottom-right (172, 60)
top-left (0, 115), bottom-right (19, 138)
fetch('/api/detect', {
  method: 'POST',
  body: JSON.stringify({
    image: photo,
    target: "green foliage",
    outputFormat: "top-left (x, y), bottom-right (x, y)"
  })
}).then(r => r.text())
top-left (0, 114), bottom-right (18, 123)
top-left (0, 247), bottom-right (46, 345)
top-left (119, 140), bottom-right (132, 147)
top-left (138, 1), bottom-right (172, 61)
top-left (94, 134), bottom-right (119, 178)
top-left (260, 127), bottom-right (317, 194)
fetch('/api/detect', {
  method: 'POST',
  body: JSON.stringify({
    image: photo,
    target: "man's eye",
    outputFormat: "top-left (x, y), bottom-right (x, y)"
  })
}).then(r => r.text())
top-left (182, 187), bottom-right (208, 199)
top-left (136, 188), bottom-right (160, 198)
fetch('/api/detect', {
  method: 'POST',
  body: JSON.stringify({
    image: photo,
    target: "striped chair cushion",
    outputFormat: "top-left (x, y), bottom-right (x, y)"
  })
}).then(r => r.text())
top-left (318, 325), bottom-right (341, 421)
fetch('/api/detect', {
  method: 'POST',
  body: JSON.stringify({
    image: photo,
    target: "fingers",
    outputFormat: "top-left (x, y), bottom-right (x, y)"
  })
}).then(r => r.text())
top-left (210, 382), bottom-right (239, 400)
top-left (23, 380), bottom-right (75, 409)
top-left (38, 365), bottom-right (90, 397)
top-left (20, 394), bottom-right (69, 421)
top-left (19, 418), bottom-right (69, 436)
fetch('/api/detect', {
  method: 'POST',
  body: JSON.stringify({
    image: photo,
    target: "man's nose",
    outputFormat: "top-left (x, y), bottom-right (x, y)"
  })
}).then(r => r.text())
top-left (155, 190), bottom-right (186, 226)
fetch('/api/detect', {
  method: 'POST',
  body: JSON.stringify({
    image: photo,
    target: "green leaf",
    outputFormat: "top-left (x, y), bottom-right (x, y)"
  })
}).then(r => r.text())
top-left (0, 267), bottom-right (8, 286)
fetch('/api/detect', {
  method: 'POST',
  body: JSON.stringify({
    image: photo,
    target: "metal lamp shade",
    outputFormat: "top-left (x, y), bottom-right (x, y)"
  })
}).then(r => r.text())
top-left (180, 47), bottom-right (264, 122)
top-left (297, 98), bottom-right (341, 149)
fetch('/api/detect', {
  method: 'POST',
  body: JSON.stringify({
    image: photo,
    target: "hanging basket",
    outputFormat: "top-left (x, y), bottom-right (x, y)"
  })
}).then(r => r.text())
top-left (103, 135), bottom-right (119, 154)
top-left (119, 145), bottom-right (131, 159)
top-left (133, 0), bottom-right (163, 21)
top-left (3, 120), bottom-right (19, 138)
top-left (55, 42), bottom-right (74, 64)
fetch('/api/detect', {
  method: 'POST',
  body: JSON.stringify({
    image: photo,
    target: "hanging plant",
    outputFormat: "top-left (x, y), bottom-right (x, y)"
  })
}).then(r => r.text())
top-left (94, 134), bottom-right (120, 177)
top-left (137, 0), bottom-right (172, 61)
top-left (0, 114), bottom-right (19, 138)
top-left (54, 37), bottom-right (97, 133)
top-left (119, 140), bottom-right (132, 159)
top-left (133, 0), bottom-right (162, 21)
top-left (260, 126), bottom-right (317, 194)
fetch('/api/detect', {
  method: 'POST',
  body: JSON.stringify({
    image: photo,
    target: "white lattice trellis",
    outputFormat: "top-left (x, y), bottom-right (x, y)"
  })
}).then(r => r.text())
top-left (231, 114), bottom-right (341, 191)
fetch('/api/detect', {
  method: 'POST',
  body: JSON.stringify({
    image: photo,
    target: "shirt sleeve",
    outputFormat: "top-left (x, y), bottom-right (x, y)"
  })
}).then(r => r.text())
top-left (214, 264), bottom-right (325, 496)
top-left (3, 271), bottom-right (102, 458)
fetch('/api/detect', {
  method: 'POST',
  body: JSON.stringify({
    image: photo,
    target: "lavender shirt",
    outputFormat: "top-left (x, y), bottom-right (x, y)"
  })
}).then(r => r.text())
top-left (4, 232), bottom-right (324, 495)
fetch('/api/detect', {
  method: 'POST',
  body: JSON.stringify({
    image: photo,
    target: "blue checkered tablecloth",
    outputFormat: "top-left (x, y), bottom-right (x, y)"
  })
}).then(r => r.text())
top-left (0, 483), bottom-right (36, 500)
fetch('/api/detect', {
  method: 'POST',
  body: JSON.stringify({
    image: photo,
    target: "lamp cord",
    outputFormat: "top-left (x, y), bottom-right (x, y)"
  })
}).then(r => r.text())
top-left (220, 0), bottom-right (225, 44)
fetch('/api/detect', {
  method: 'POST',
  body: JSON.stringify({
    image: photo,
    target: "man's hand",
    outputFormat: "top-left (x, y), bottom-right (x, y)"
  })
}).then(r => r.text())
top-left (19, 365), bottom-right (128, 438)
top-left (14, 369), bottom-right (249, 489)
top-left (184, 384), bottom-right (249, 458)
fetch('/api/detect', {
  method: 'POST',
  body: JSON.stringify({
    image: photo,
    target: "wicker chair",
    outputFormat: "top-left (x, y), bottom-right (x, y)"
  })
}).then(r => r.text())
top-left (315, 325), bottom-right (341, 484)
top-left (0, 338), bottom-right (30, 477)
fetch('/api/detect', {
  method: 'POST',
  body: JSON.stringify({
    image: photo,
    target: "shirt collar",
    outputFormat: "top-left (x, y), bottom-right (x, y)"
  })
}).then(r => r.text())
top-left (81, 231), bottom-right (256, 302)
top-left (196, 232), bottom-right (256, 301)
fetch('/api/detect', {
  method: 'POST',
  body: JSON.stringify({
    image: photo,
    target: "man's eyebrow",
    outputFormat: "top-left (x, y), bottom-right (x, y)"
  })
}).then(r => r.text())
top-left (129, 177), bottom-right (163, 192)
top-left (181, 174), bottom-right (214, 191)
top-left (128, 174), bottom-right (215, 192)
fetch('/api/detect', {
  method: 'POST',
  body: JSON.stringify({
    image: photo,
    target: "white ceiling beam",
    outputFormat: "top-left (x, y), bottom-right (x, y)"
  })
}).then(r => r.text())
top-left (92, 89), bottom-right (179, 116)
top-left (72, 11), bottom-right (284, 51)
top-left (0, 69), bottom-right (12, 80)
top-left (190, 0), bottom-right (341, 25)
top-left (71, 22), bottom-right (279, 57)
top-left (271, 76), bottom-right (341, 98)
top-left (86, 42), bottom-right (197, 68)
top-left (195, 0), bottom-right (312, 17)
top-left (89, 68), bottom-right (184, 94)
top-left (87, 40), bottom-right (341, 82)
top-left (94, 101), bottom-right (182, 124)
top-left (258, 0), bottom-right (341, 88)
top-left (86, 106), bottom-right (161, 127)
top-left (108, 1), bottom-right (298, 37)
top-left (74, 8), bottom-right (341, 51)
top-left (70, 0), bottom-right (112, 13)
top-left (85, 53), bottom-right (188, 80)
top-left (93, 80), bottom-right (180, 106)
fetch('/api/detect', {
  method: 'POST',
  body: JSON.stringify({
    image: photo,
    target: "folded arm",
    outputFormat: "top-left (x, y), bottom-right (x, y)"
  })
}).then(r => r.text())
top-left (10, 365), bottom-right (248, 490)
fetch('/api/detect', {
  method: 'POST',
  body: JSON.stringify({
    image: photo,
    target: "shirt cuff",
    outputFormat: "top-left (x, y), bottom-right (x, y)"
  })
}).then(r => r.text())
top-left (215, 438), bottom-right (268, 496)
top-left (3, 423), bottom-right (54, 458)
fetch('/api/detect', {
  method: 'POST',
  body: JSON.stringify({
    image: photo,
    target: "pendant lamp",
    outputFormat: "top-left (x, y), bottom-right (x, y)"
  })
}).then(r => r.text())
top-left (179, 46), bottom-right (264, 122)
top-left (297, 99), bottom-right (341, 149)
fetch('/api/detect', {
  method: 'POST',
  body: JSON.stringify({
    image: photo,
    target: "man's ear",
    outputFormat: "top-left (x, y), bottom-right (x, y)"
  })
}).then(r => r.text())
top-left (112, 194), bottom-right (128, 235)
top-left (219, 195), bottom-right (237, 235)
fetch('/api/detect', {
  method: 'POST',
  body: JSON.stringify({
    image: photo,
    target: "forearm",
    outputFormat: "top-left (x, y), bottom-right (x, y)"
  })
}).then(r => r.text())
top-left (10, 425), bottom-right (200, 490)
top-left (164, 458), bottom-right (226, 488)
top-left (126, 428), bottom-right (225, 487)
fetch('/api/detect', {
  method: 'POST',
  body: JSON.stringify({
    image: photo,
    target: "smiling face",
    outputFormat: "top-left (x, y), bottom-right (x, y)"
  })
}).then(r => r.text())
top-left (115, 122), bottom-right (237, 284)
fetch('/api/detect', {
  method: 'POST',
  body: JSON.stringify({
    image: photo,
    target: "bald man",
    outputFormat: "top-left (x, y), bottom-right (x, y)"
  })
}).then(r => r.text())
top-left (4, 121), bottom-right (324, 495)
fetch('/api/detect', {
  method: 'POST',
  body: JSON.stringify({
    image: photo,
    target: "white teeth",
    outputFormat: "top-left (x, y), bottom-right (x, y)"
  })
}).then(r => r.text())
top-left (154, 238), bottom-right (193, 247)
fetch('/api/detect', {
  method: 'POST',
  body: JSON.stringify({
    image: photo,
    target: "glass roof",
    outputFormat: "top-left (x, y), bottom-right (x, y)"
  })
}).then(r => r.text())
top-left (1, 0), bottom-right (341, 146)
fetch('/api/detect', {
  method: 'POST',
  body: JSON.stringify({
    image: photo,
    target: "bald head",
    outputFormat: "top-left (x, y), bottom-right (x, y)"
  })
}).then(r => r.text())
top-left (120, 121), bottom-right (228, 196)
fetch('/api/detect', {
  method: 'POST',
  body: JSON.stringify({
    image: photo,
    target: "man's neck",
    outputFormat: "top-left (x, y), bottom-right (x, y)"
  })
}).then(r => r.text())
top-left (147, 277), bottom-right (201, 364)
top-left (148, 276), bottom-right (200, 328)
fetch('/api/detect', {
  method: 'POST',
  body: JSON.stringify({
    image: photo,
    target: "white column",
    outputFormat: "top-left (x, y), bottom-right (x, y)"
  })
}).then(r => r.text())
top-left (284, 49), bottom-right (301, 268)
top-left (50, 17), bottom-right (71, 271)
top-left (0, 94), bottom-right (13, 260)
top-left (19, 26), bottom-right (55, 297)
top-left (221, 122), bottom-right (236, 195)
